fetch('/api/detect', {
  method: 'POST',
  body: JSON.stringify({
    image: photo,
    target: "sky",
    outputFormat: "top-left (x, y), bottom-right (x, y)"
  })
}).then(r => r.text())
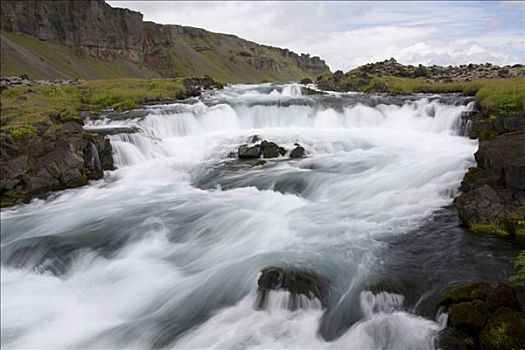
top-left (107, 1), bottom-right (525, 71)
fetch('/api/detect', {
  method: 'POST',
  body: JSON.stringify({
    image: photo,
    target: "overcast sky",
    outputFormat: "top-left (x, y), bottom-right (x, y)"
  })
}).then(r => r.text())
top-left (108, 1), bottom-right (525, 71)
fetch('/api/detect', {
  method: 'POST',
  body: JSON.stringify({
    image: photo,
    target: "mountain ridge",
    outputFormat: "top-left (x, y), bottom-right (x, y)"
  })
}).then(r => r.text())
top-left (0, 0), bottom-right (329, 82)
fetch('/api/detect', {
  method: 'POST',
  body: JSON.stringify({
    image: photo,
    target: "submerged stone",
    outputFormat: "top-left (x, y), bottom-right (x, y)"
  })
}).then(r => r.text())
top-left (238, 144), bottom-right (261, 159)
top-left (256, 266), bottom-right (329, 310)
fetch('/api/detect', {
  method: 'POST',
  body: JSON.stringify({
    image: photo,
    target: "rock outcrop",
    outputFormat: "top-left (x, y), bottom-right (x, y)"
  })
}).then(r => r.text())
top-left (0, 119), bottom-right (113, 207)
top-left (453, 130), bottom-right (525, 240)
top-left (437, 282), bottom-right (525, 350)
top-left (317, 58), bottom-right (525, 92)
top-left (0, 0), bottom-right (144, 62)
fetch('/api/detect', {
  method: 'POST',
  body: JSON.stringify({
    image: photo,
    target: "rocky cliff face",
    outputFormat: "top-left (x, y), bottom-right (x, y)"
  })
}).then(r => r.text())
top-left (0, 0), bottom-right (144, 62)
top-left (0, 119), bottom-right (114, 207)
top-left (1, 1), bottom-right (329, 81)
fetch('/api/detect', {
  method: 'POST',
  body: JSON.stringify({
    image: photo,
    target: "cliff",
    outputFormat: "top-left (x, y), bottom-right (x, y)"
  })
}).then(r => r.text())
top-left (0, 0), bottom-right (329, 82)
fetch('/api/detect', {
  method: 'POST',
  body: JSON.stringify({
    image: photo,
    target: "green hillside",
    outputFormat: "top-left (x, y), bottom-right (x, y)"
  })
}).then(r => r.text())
top-left (1, 31), bottom-right (159, 80)
top-left (1, 29), bottom-right (327, 83)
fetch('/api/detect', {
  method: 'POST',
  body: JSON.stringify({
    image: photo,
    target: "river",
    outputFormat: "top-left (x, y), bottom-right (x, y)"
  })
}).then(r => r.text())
top-left (1, 84), bottom-right (520, 349)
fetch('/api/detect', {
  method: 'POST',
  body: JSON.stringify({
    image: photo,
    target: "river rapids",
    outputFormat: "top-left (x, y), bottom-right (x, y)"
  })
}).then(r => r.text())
top-left (1, 84), bottom-right (520, 349)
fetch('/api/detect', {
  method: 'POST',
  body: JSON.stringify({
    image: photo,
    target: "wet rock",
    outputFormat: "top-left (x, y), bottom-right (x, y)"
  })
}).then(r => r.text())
top-left (83, 125), bottom-right (141, 135)
top-left (439, 282), bottom-right (491, 307)
top-left (437, 328), bottom-right (476, 350)
top-left (1, 121), bottom-right (114, 207)
top-left (453, 131), bottom-right (525, 239)
top-left (260, 140), bottom-right (281, 158)
top-left (485, 282), bottom-right (520, 313)
top-left (252, 160), bottom-right (267, 167)
top-left (290, 145), bottom-right (305, 158)
top-left (438, 282), bottom-right (525, 350)
top-left (479, 308), bottom-right (525, 350)
top-left (449, 300), bottom-right (490, 333)
top-left (278, 147), bottom-right (287, 156)
top-left (300, 77), bottom-right (313, 84)
top-left (238, 144), bottom-right (261, 159)
top-left (248, 135), bottom-right (262, 143)
top-left (256, 266), bottom-right (329, 309)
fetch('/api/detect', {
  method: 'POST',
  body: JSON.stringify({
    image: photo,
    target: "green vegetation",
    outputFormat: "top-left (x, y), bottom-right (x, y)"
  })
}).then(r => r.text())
top-left (1, 30), bottom-right (325, 83)
top-left (1, 79), bottom-right (186, 131)
top-left (510, 251), bottom-right (525, 282)
top-left (1, 31), bottom-right (158, 80)
top-left (469, 222), bottom-right (509, 237)
top-left (321, 72), bottom-right (525, 117)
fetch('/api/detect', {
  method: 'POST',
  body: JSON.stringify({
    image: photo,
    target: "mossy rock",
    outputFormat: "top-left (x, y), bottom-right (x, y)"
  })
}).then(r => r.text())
top-left (439, 282), bottom-right (491, 307)
top-left (485, 282), bottom-right (520, 313)
top-left (477, 129), bottom-right (499, 141)
top-left (479, 308), bottom-right (525, 350)
top-left (449, 300), bottom-right (490, 334)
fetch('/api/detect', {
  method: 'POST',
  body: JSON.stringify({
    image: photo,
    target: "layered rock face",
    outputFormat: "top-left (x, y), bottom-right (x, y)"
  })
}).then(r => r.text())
top-left (453, 131), bottom-right (525, 239)
top-left (1, 1), bottom-right (329, 79)
top-left (0, 120), bottom-right (113, 207)
top-left (0, 0), bottom-right (144, 62)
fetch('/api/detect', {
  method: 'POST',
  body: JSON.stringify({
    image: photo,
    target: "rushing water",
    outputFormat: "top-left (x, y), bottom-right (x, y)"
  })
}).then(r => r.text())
top-left (1, 84), bottom-right (521, 349)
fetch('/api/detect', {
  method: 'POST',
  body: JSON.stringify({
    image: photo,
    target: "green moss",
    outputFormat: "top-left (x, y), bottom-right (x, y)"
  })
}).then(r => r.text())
top-left (469, 222), bottom-right (509, 237)
top-left (509, 251), bottom-right (525, 283)
top-left (112, 100), bottom-right (140, 111)
top-left (9, 125), bottom-right (36, 140)
top-left (478, 129), bottom-right (499, 141)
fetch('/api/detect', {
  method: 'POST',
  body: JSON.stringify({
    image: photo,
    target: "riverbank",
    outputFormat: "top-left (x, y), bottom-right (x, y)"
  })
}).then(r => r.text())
top-left (0, 76), bottom-right (222, 206)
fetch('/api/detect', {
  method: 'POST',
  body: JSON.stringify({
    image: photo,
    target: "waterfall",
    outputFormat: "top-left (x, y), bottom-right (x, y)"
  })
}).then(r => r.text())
top-left (1, 84), bottom-right (483, 350)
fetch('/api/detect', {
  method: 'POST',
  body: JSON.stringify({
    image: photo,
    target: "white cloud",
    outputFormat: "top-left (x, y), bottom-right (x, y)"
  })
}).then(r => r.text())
top-left (108, 1), bottom-right (525, 71)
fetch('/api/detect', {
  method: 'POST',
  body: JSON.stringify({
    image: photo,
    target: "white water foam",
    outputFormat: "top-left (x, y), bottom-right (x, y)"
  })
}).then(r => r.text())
top-left (1, 84), bottom-right (476, 349)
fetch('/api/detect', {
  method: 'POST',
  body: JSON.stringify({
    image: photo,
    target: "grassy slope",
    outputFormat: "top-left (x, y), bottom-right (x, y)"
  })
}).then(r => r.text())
top-left (1, 31), bottom-right (159, 80)
top-left (321, 72), bottom-right (525, 117)
top-left (161, 34), bottom-right (314, 83)
top-left (0, 79), bottom-right (187, 139)
top-left (1, 31), bottom-right (323, 83)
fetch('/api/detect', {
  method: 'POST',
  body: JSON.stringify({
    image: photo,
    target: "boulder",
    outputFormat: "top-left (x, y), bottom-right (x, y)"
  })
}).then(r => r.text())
top-left (448, 300), bottom-right (490, 333)
top-left (238, 144), bottom-right (261, 159)
top-left (256, 266), bottom-right (329, 309)
top-left (260, 140), bottom-right (281, 158)
top-left (290, 145), bottom-right (305, 158)
top-left (479, 308), bottom-right (525, 350)
top-left (300, 78), bottom-right (313, 84)
top-left (248, 135), bottom-right (262, 143)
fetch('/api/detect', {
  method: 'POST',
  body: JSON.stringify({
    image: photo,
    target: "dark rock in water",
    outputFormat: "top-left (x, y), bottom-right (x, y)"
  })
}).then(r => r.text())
top-left (437, 328), bottom-right (476, 350)
top-left (256, 266), bottom-right (329, 310)
top-left (448, 300), bottom-right (490, 333)
top-left (227, 151), bottom-right (237, 158)
top-left (278, 147), bottom-right (287, 156)
top-left (238, 144), bottom-right (261, 159)
top-left (300, 78), bottom-right (313, 84)
top-left (260, 140), bottom-right (281, 158)
top-left (83, 125), bottom-right (141, 135)
top-left (453, 131), bottom-right (525, 240)
top-left (438, 282), bottom-right (525, 350)
top-left (252, 160), bottom-right (267, 167)
top-left (248, 135), bottom-right (262, 143)
top-left (0, 121), bottom-right (114, 207)
top-left (479, 308), bottom-right (525, 350)
top-left (290, 145), bottom-right (305, 158)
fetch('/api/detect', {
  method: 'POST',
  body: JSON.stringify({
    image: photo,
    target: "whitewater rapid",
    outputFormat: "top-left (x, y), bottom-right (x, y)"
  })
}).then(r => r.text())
top-left (1, 84), bottom-right (489, 349)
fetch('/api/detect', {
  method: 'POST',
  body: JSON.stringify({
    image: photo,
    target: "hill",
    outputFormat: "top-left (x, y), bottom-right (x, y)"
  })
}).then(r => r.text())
top-left (0, 0), bottom-right (329, 82)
